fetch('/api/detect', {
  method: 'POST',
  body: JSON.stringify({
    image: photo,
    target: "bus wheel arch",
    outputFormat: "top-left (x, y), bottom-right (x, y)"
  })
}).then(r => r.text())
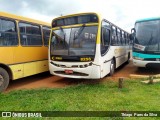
top-left (109, 57), bottom-right (116, 76)
top-left (0, 64), bottom-right (13, 92)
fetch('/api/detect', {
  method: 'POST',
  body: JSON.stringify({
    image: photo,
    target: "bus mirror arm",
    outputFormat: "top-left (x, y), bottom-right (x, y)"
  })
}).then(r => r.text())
top-left (131, 28), bottom-right (136, 34)
top-left (130, 28), bottom-right (136, 40)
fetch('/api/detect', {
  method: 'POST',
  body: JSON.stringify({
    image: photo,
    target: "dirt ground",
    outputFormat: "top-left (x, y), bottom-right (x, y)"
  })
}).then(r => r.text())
top-left (6, 60), bottom-right (160, 92)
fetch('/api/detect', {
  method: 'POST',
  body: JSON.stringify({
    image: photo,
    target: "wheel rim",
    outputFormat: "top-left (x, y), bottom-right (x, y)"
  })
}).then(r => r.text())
top-left (0, 75), bottom-right (4, 87)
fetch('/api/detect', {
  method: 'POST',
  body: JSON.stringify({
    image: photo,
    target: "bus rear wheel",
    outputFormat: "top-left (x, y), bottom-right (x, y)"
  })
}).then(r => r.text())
top-left (109, 59), bottom-right (115, 76)
top-left (0, 68), bottom-right (9, 92)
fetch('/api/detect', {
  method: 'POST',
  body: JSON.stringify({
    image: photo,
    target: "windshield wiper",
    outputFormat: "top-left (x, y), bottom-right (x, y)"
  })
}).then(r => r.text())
top-left (52, 27), bottom-right (67, 49)
top-left (59, 27), bottom-right (66, 48)
top-left (60, 27), bottom-right (65, 39)
top-left (52, 29), bottom-right (64, 41)
top-left (73, 24), bottom-right (85, 40)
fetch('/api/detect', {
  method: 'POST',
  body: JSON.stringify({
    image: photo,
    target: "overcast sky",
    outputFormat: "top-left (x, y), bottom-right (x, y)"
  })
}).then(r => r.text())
top-left (0, 0), bottom-right (160, 32)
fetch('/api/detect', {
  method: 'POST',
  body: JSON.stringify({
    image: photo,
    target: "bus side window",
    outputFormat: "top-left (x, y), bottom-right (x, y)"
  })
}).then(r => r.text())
top-left (0, 18), bottom-right (18, 46)
top-left (120, 30), bottom-right (123, 45)
top-left (124, 32), bottom-right (126, 45)
top-left (126, 34), bottom-right (129, 45)
top-left (122, 31), bottom-right (125, 45)
top-left (111, 26), bottom-right (117, 46)
top-left (101, 28), bottom-right (110, 55)
top-left (117, 28), bottom-right (121, 46)
top-left (19, 22), bottom-right (42, 46)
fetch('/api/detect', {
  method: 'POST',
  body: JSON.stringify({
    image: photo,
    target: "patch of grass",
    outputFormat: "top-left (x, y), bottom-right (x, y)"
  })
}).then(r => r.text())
top-left (0, 79), bottom-right (160, 119)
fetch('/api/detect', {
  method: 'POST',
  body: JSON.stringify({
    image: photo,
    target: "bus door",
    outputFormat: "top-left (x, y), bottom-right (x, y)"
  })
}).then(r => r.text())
top-left (101, 26), bottom-right (111, 77)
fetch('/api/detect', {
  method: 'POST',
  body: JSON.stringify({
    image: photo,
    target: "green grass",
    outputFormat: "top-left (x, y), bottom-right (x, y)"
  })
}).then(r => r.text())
top-left (0, 79), bottom-right (160, 120)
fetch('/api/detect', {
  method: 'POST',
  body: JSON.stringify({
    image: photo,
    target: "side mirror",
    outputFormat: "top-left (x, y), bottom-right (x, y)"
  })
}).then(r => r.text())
top-left (131, 28), bottom-right (136, 34)
top-left (129, 28), bottom-right (136, 40)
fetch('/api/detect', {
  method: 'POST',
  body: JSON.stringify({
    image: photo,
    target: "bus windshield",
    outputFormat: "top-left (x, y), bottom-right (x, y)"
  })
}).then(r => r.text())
top-left (50, 26), bottom-right (98, 56)
top-left (134, 20), bottom-right (160, 53)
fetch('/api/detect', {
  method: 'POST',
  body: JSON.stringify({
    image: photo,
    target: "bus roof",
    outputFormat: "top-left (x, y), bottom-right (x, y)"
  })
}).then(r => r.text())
top-left (52, 12), bottom-right (100, 21)
top-left (51, 12), bottom-right (129, 33)
top-left (136, 17), bottom-right (160, 23)
top-left (0, 11), bottom-right (50, 26)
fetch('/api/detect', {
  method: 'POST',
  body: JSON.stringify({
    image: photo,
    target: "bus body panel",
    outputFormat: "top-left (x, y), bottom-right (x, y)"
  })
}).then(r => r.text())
top-left (9, 60), bottom-right (48, 80)
top-left (114, 46), bottom-right (129, 68)
top-left (133, 59), bottom-right (160, 68)
top-left (133, 59), bottom-right (147, 67)
top-left (100, 48), bottom-right (113, 78)
top-left (49, 61), bottom-right (101, 79)
top-left (133, 53), bottom-right (160, 68)
top-left (0, 47), bottom-right (14, 64)
top-left (101, 60), bottom-right (111, 78)
top-left (9, 64), bottom-right (24, 80)
top-left (13, 46), bottom-right (48, 64)
top-left (36, 60), bottom-right (48, 73)
top-left (0, 46), bottom-right (49, 80)
top-left (100, 46), bottom-right (130, 78)
top-left (23, 62), bottom-right (37, 77)
top-left (133, 52), bottom-right (160, 67)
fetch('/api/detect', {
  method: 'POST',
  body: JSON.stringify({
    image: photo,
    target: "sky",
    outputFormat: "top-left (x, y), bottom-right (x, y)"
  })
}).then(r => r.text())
top-left (0, 0), bottom-right (160, 32)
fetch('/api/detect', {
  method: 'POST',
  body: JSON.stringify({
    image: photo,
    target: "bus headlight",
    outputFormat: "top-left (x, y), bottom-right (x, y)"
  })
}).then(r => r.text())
top-left (133, 56), bottom-right (144, 61)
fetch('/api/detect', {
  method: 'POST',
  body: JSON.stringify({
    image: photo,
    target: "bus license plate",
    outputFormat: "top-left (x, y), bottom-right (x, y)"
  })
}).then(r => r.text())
top-left (65, 70), bottom-right (73, 74)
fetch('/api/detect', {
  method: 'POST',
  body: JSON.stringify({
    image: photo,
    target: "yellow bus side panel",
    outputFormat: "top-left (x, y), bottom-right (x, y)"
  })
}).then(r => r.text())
top-left (9, 60), bottom-right (48, 80)
top-left (36, 60), bottom-right (48, 73)
top-left (0, 47), bottom-right (48, 65)
top-left (23, 62), bottom-right (37, 77)
top-left (0, 47), bottom-right (14, 64)
top-left (14, 46), bottom-right (48, 64)
top-left (10, 64), bottom-right (24, 80)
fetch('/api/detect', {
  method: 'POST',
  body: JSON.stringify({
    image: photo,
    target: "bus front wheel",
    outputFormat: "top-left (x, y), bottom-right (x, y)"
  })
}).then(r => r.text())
top-left (0, 68), bottom-right (9, 92)
top-left (109, 59), bottom-right (115, 76)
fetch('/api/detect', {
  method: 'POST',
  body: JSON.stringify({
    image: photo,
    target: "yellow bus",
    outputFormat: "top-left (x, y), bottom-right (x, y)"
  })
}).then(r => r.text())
top-left (0, 12), bottom-right (50, 91)
top-left (49, 12), bottom-right (130, 79)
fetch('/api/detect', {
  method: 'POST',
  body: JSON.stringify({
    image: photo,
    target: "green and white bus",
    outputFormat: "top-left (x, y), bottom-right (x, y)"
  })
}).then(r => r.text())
top-left (132, 17), bottom-right (160, 68)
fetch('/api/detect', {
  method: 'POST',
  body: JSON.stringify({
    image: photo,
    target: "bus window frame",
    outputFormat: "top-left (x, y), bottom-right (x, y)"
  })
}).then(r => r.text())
top-left (101, 20), bottom-right (111, 56)
top-left (117, 28), bottom-right (122, 45)
top-left (124, 32), bottom-right (127, 45)
top-left (121, 31), bottom-right (125, 45)
top-left (0, 17), bottom-right (19, 47)
top-left (18, 21), bottom-right (43, 47)
top-left (42, 26), bottom-right (51, 47)
top-left (111, 25), bottom-right (118, 46)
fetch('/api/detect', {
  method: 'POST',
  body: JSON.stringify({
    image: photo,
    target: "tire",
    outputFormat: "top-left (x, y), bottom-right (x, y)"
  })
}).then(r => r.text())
top-left (0, 68), bottom-right (9, 92)
top-left (126, 53), bottom-right (130, 64)
top-left (138, 67), bottom-right (144, 70)
top-left (109, 59), bottom-right (115, 76)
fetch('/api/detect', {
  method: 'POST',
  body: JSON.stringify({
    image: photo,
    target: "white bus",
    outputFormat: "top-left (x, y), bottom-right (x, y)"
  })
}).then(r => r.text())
top-left (49, 12), bottom-right (130, 79)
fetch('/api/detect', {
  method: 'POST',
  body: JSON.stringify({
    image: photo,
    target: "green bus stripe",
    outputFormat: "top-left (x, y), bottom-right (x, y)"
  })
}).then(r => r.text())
top-left (133, 52), bottom-right (160, 58)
